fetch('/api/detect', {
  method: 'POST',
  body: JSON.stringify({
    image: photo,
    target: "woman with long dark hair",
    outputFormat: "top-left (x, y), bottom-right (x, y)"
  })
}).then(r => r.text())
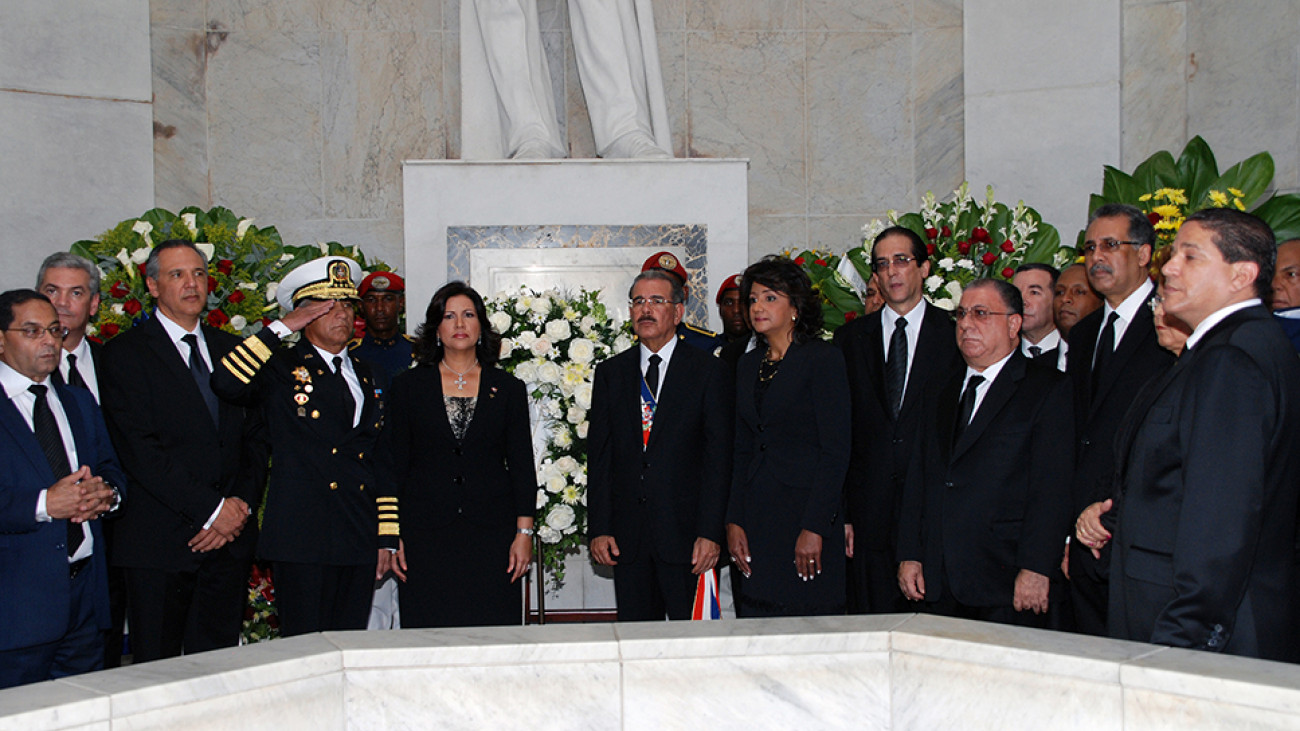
top-left (378, 281), bottom-right (536, 626)
top-left (726, 256), bottom-right (852, 616)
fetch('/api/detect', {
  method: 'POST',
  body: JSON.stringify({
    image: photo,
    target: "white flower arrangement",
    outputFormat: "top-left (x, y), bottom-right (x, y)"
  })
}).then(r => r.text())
top-left (487, 286), bottom-right (632, 587)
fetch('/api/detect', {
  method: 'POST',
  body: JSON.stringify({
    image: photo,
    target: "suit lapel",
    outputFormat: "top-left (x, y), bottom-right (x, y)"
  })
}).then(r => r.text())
top-left (901, 305), bottom-right (948, 417)
top-left (53, 381), bottom-right (93, 467)
top-left (145, 316), bottom-right (218, 435)
top-left (1092, 292), bottom-right (1157, 408)
top-left (951, 352), bottom-right (1026, 460)
top-left (863, 312), bottom-right (889, 416)
top-left (0, 395), bottom-right (51, 479)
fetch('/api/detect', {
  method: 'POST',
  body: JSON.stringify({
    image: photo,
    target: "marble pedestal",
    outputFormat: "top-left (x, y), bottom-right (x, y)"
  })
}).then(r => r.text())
top-left (7, 615), bottom-right (1300, 730)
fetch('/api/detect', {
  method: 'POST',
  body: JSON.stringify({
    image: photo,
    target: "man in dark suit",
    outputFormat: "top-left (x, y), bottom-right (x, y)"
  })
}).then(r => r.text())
top-left (897, 279), bottom-right (1073, 627)
top-left (1064, 204), bottom-right (1175, 635)
top-left (588, 269), bottom-right (733, 620)
top-left (1051, 263), bottom-right (1103, 369)
top-left (0, 290), bottom-right (123, 688)
top-left (212, 257), bottom-right (399, 636)
top-left (1109, 208), bottom-right (1300, 661)
top-left (1013, 263), bottom-right (1064, 371)
top-left (834, 226), bottom-right (959, 614)
top-left (99, 240), bottom-right (262, 663)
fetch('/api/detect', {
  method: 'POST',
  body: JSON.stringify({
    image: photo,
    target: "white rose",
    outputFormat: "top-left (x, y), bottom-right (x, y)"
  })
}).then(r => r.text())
top-left (931, 298), bottom-right (956, 311)
top-left (130, 247), bottom-right (151, 265)
top-left (538, 526), bottom-right (561, 544)
top-left (515, 299), bottom-right (530, 315)
top-left (180, 212), bottom-right (198, 240)
top-left (925, 275), bottom-right (944, 291)
top-left (536, 489), bottom-right (549, 510)
top-left (614, 334), bottom-right (634, 353)
top-left (547, 504), bottom-right (576, 532)
top-left (553, 428), bottom-right (574, 449)
top-left (530, 296), bottom-right (551, 316)
top-left (529, 337), bottom-right (552, 358)
top-left (499, 337), bottom-right (515, 356)
top-left (546, 475), bottom-right (566, 494)
top-left (236, 218), bottom-right (254, 240)
top-left (545, 319), bottom-right (571, 341)
top-left (577, 421), bottom-right (589, 439)
top-left (555, 456), bottom-right (579, 474)
top-left (574, 383), bottom-right (593, 411)
top-left (489, 311), bottom-right (512, 334)
top-left (956, 259), bottom-right (975, 271)
top-left (939, 257), bottom-right (956, 272)
top-left (945, 280), bottom-right (963, 299)
top-left (266, 282), bottom-right (279, 302)
top-left (567, 406), bottom-right (585, 425)
top-left (568, 338), bottom-right (595, 364)
top-left (230, 315), bottom-right (247, 331)
top-left (537, 361), bottom-right (563, 385)
top-left (514, 360), bottom-right (539, 383)
top-left (195, 242), bottom-right (215, 262)
top-left (580, 315), bottom-right (596, 332)
top-left (111, 303), bottom-right (126, 315)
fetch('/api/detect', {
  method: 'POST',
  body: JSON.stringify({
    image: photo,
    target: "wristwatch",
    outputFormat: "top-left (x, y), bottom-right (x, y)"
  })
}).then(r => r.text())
top-left (517, 527), bottom-right (535, 536)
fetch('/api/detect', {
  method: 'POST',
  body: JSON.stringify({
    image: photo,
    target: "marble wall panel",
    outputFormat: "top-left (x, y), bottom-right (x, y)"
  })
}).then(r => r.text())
top-left (109, 676), bottom-right (343, 731)
top-left (443, 26), bottom-right (462, 159)
top-left (805, 0), bottom-right (911, 32)
top-left (623, 653), bottom-right (890, 729)
top-left (1, 92), bottom-right (155, 292)
top-left (1124, 689), bottom-right (1300, 731)
top-left (685, 1), bottom-right (804, 32)
top-left (1186, 0), bottom-right (1300, 192)
top-left (749, 215), bottom-right (808, 260)
top-left (562, 30), bottom-right (597, 158)
top-left (152, 27), bottom-right (211, 211)
top-left (964, 0), bottom-right (1120, 97)
top-left (650, 0), bottom-right (687, 30)
top-left (687, 32), bottom-right (806, 215)
top-left (206, 0), bottom-right (322, 31)
top-left (913, 26), bottom-right (965, 200)
top-left (808, 214), bottom-right (873, 254)
top-left (319, 0), bottom-right (443, 31)
top-left (914, 0), bottom-right (963, 29)
top-left (206, 30), bottom-right (324, 220)
top-left (1120, 1), bottom-right (1188, 170)
top-left (892, 651), bottom-right (1122, 730)
top-left (0, 0), bottom-right (151, 100)
top-left (274, 217), bottom-right (405, 271)
top-left (656, 30), bottom-right (688, 158)
top-left (807, 31), bottom-right (912, 215)
top-left (0, 680), bottom-right (110, 731)
top-left (344, 663), bottom-right (621, 729)
top-left (150, 0), bottom-right (204, 30)
top-left (321, 31), bottom-right (445, 219)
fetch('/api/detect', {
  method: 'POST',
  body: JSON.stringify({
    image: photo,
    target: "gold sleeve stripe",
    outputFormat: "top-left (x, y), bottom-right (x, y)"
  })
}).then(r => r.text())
top-left (376, 497), bottom-right (398, 504)
top-left (246, 335), bottom-right (273, 362)
top-left (221, 356), bottom-right (252, 384)
top-left (226, 350), bottom-right (258, 379)
top-left (379, 524), bottom-right (400, 536)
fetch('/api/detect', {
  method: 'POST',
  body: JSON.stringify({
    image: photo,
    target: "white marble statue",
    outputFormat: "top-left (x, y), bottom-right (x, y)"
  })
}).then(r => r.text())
top-left (460, 0), bottom-right (673, 159)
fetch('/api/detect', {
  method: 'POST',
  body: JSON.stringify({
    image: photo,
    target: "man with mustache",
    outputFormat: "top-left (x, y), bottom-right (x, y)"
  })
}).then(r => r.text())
top-left (588, 269), bottom-right (732, 620)
top-left (1063, 204), bottom-right (1174, 635)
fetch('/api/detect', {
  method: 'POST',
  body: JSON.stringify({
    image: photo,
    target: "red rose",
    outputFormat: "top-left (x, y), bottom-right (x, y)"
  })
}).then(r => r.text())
top-left (228, 290), bottom-right (246, 304)
top-left (844, 311), bottom-right (858, 322)
top-left (1148, 212), bottom-right (1161, 225)
top-left (123, 298), bottom-right (142, 316)
top-left (940, 225), bottom-right (952, 238)
top-left (138, 263), bottom-right (148, 279)
top-left (110, 281), bottom-right (129, 298)
top-left (1000, 241), bottom-right (1015, 253)
top-left (814, 258), bottom-right (827, 267)
top-left (206, 309), bottom-right (230, 327)
top-left (924, 227), bottom-right (938, 240)
top-left (207, 275), bottom-right (218, 293)
top-left (981, 252), bottom-right (997, 266)
top-left (261, 317), bottom-right (273, 327)
top-left (794, 256), bottom-right (806, 265)
top-left (972, 227), bottom-right (990, 243)
top-left (101, 323), bottom-right (120, 338)
top-left (1002, 267), bottom-right (1015, 279)
top-left (957, 240), bottom-right (971, 255)
top-left (926, 243), bottom-right (936, 256)
top-left (217, 259), bottom-right (234, 275)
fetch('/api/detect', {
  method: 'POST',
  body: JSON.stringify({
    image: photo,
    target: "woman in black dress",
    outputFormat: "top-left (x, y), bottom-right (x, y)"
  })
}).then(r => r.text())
top-left (726, 256), bottom-right (852, 617)
top-left (378, 281), bottom-right (537, 627)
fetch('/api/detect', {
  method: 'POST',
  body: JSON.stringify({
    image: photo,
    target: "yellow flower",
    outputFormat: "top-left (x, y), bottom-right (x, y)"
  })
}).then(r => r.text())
top-left (1228, 187), bottom-right (1244, 198)
top-left (1234, 199), bottom-right (1246, 211)
top-left (1152, 204), bottom-right (1182, 220)
top-left (1207, 190), bottom-right (1229, 207)
top-left (1139, 193), bottom-right (1153, 202)
top-left (1153, 188), bottom-right (1189, 206)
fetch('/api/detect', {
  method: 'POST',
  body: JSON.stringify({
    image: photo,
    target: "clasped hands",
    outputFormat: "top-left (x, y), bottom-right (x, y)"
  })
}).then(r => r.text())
top-left (45, 466), bottom-right (115, 524)
top-left (189, 497), bottom-right (251, 553)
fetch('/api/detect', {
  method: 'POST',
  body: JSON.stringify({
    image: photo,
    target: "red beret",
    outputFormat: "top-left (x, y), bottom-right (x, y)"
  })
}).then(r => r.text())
top-left (640, 251), bottom-right (687, 283)
top-left (358, 271), bottom-right (405, 297)
top-left (715, 274), bottom-right (742, 304)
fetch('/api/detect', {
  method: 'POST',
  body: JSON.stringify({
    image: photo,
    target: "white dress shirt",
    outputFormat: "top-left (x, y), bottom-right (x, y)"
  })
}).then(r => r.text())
top-left (880, 298), bottom-right (927, 397)
top-left (59, 337), bottom-right (100, 403)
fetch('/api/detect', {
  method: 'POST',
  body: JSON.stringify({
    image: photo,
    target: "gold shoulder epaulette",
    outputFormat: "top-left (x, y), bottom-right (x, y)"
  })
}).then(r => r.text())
top-left (347, 336), bottom-right (363, 350)
top-left (684, 322), bottom-right (718, 338)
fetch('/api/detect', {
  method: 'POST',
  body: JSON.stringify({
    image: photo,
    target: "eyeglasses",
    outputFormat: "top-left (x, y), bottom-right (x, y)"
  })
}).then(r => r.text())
top-left (629, 296), bottom-right (679, 309)
top-left (954, 307), bottom-right (1011, 322)
top-left (1081, 239), bottom-right (1140, 256)
top-left (1147, 294), bottom-right (1165, 312)
top-left (871, 255), bottom-right (919, 273)
top-left (6, 325), bottom-right (68, 340)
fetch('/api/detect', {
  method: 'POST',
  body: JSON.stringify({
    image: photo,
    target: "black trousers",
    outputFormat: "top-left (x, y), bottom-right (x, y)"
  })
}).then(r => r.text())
top-left (613, 553), bottom-right (698, 621)
top-left (273, 561), bottom-right (373, 637)
top-left (124, 549), bottom-right (249, 663)
top-left (848, 547), bottom-right (909, 615)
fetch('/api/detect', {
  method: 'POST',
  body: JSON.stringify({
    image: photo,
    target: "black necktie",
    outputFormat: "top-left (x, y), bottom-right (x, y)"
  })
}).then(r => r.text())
top-left (182, 334), bottom-right (220, 426)
top-left (1092, 311), bottom-right (1119, 393)
top-left (885, 317), bottom-right (908, 419)
top-left (334, 356), bottom-right (356, 423)
top-left (65, 353), bottom-right (87, 390)
top-left (953, 374), bottom-right (985, 446)
top-left (1029, 345), bottom-right (1042, 358)
top-left (646, 354), bottom-right (661, 399)
top-left (30, 385), bottom-right (81, 556)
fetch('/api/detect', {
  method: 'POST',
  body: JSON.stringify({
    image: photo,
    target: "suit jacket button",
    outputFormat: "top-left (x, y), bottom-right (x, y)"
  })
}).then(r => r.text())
top-left (359, 483), bottom-right (365, 491)
top-left (759, 444), bottom-right (767, 451)
top-left (454, 476), bottom-right (465, 485)
top-left (1080, 438), bottom-right (1091, 447)
top-left (944, 481), bottom-right (954, 489)
top-left (454, 447), bottom-right (463, 456)
top-left (331, 447), bottom-right (338, 455)
top-left (638, 497), bottom-right (647, 504)
top-left (329, 482), bottom-right (339, 490)
top-left (358, 451), bottom-right (365, 459)
top-left (642, 461), bottom-right (650, 469)
top-left (758, 424), bottom-right (766, 432)
top-left (893, 438), bottom-right (903, 445)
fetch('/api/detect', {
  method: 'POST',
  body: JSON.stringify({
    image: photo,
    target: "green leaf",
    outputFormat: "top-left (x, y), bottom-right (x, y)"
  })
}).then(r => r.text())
top-left (70, 241), bottom-right (96, 259)
top-left (139, 208), bottom-right (177, 226)
top-left (895, 212), bottom-right (928, 241)
top-left (1101, 166), bottom-right (1143, 205)
top-left (1176, 136), bottom-right (1220, 205)
top-left (1131, 151), bottom-right (1178, 193)
top-left (1201, 152), bottom-right (1274, 209)
top-left (846, 247), bottom-right (874, 283)
top-left (1021, 223), bottom-right (1062, 264)
top-left (1253, 193), bottom-right (1300, 243)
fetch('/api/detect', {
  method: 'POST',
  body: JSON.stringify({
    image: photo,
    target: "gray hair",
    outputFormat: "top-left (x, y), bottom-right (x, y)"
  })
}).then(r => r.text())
top-left (628, 269), bottom-right (685, 304)
top-left (37, 252), bottom-right (101, 293)
top-left (1088, 203), bottom-right (1156, 249)
top-left (146, 239), bottom-right (209, 281)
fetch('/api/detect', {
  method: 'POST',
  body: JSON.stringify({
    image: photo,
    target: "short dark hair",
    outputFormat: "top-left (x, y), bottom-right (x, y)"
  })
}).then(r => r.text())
top-left (628, 270), bottom-right (685, 305)
top-left (37, 252), bottom-right (101, 293)
top-left (872, 226), bottom-right (928, 267)
top-left (740, 255), bottom-right (823, 346)
top-left (413, 281), bottom-right (501, 367)
top-left (1013, 262), bottom-right (1060, 288)
top-left (0, 289), bottom-right (53, 331)
top-left (1089, 203), bottom-right (1156, 250)
top-left (1183, 208), bottom-right (1276, 302)
top-left (146, 239), bottom-right (209, 281)
top-left (966, 278), bottom-right (1024, 316)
